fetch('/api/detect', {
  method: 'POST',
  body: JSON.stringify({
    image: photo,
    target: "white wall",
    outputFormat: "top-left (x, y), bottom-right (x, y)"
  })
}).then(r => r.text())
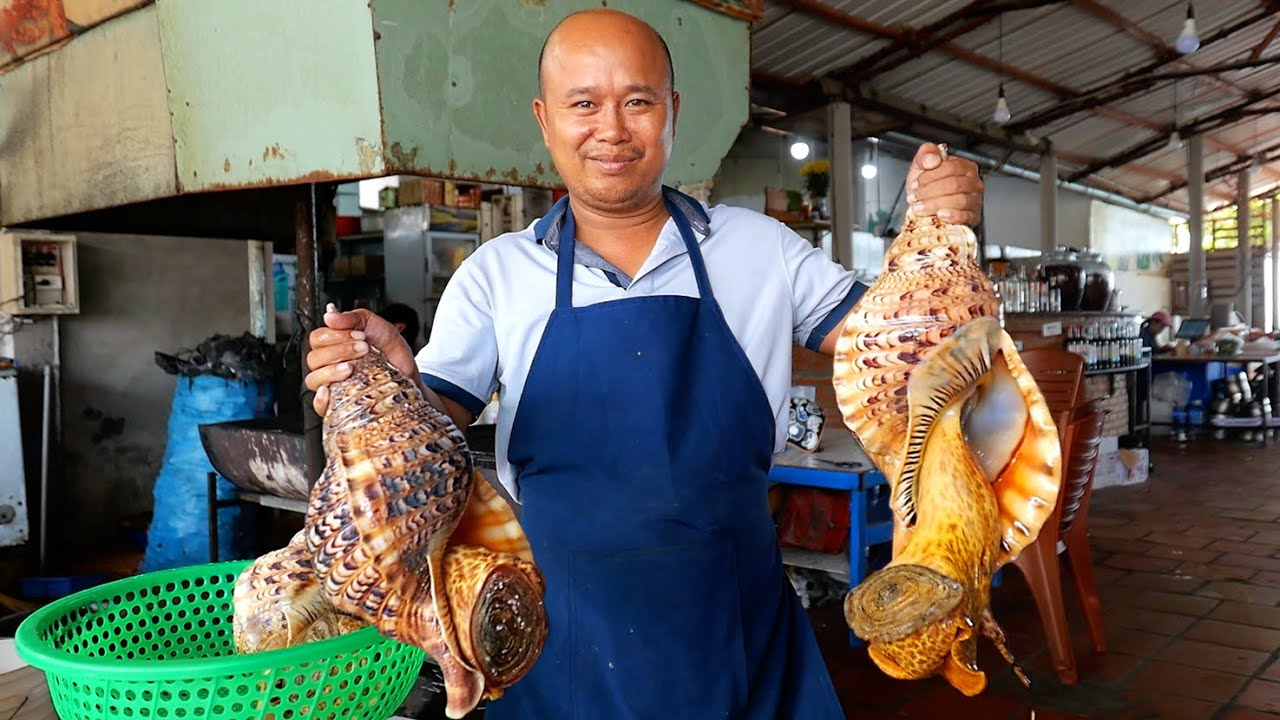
top-left (982, 174), bottom-right (1092, 253)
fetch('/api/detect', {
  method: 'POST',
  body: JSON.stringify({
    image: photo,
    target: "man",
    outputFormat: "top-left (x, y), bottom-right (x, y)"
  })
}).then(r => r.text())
top-left (304, 8), bottom-right (984, 718)
top-left (376, 302), bottom-right (421, 352)
top-left (1140, 310), bottom-right (1172, 354)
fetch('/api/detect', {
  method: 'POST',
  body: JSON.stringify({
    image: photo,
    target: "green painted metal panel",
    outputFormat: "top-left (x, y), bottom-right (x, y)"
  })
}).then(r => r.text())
top-left (372, 0), bottom-right (750, 188)
top-left (155, 0), bottom-right (386, 192)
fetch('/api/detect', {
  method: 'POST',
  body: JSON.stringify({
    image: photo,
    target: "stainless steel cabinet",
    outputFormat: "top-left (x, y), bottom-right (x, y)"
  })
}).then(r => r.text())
top-left (383, 205), bottom-right (480, 340)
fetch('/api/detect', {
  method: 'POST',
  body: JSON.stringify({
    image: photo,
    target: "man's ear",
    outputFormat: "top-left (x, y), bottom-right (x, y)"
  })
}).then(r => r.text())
top-left (671, 90), bottom-right (681, 138)
top-left (532, 97), bottom-right (551, 148)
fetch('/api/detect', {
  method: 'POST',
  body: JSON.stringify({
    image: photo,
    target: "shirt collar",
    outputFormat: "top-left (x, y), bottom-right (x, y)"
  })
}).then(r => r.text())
top-left (533, 186), bottom-right (711, 244)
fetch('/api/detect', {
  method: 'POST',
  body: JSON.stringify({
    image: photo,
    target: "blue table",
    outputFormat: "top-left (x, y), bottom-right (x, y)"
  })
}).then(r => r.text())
top-left (769, 431), bottom-right (893, 592)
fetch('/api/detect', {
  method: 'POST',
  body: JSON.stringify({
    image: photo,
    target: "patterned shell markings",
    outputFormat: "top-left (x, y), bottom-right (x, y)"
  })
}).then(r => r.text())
top-left (832, 206), bottom-right (1062, 695)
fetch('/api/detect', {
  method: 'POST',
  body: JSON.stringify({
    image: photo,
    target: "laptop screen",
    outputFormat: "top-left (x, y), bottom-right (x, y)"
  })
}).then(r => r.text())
top-left (1174, 317), bottom-right (1211, 340)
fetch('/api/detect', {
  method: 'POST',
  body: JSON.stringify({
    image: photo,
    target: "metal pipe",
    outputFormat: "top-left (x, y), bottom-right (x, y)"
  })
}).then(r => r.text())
top-left (294, 186), bottom-right (324, 486)
top-left (247, 240), bottom-right (268, 340)
top-left (882, 130), bottom-right (1186, 221)
top-left (39, 364), bottom-right (49, 574)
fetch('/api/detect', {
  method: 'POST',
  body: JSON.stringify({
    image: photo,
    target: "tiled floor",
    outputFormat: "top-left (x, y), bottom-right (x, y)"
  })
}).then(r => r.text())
top-left (812, 434), bottom-right (1280, 719)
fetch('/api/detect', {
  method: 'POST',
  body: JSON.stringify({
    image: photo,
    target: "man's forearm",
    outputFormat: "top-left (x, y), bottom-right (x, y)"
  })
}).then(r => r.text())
top-left (414, 372), bottom-right (476, 429)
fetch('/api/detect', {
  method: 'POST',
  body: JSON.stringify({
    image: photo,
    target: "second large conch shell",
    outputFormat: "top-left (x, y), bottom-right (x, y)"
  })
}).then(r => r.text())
top-left (833, 164), bottom-right (1062, 695)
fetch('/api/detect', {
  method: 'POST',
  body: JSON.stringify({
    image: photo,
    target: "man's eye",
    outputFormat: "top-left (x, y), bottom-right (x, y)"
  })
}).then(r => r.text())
top-left (627, 99), bottom-right (652, 107)
top-left (574, 101), bottom-right (595, 109)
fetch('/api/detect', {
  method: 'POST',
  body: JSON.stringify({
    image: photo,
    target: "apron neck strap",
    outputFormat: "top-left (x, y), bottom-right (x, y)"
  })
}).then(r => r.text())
top-left (555, 187), bottom-right (712, 309)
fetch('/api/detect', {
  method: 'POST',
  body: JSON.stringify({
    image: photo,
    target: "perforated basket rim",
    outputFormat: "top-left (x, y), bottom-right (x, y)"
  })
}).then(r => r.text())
top-left (14, 560), bottom-right (416, 681)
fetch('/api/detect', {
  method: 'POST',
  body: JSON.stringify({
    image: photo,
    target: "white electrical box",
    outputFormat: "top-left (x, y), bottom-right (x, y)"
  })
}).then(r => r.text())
top-left (0, 230), bottom-right (80, 315)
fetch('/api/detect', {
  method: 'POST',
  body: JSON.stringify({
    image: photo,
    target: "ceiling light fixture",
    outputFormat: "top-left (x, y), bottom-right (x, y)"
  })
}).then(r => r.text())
top-left (994, 84), bottom-right (1012, 125)
top-left (1176, 2), bottom-right (1200, 54)
top-left (992, 14), bottom-right (1011, 125)
top-left (790, 141), bottom-right (810, 160)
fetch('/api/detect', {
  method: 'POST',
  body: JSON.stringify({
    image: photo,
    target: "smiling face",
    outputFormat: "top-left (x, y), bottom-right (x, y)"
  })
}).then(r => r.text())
top-left (533, 10), bottom-right (680, 215)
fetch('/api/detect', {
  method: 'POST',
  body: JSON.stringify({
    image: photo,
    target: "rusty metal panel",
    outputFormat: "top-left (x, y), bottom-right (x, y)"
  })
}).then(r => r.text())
top-left (0, 0), bottom-right (68, 66)
top-left (373, 0), bottom-right (751, 188)
top-left (156, 0), bottom-right (385, 193)
top-left (0, 4), bottom-right (176, 224)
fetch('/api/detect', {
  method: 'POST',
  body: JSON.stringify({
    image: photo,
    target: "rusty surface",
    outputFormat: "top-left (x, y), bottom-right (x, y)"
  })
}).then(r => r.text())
top-left (0, 0), bottom-right (68, 65)
top-left (198, 418), bottom-right (311, 500)
top-left (684, 0), bottom-right (761, 22)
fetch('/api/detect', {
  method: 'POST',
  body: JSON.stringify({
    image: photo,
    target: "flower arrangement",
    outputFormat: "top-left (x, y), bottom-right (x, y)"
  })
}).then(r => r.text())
top-left (800, 159), bottom-right (830, 199)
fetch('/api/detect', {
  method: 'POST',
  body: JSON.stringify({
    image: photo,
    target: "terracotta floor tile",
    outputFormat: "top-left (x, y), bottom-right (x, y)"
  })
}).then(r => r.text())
top-left (1125, 590), bottom-right (1220, 617)
top-left (1142, 531), bottom-right (1216, 549)
top-left (1238, 680), bottom-right (1280, 715)
top-left (1129, 660), bottom-right (1248, 703)
top-left (1178, 562), bottom-right (1259, 583)
top-left (1144, 545), bottom-right (1223, 563)
top-left (1117, 572), bottom-right (1209, 594)
top-left (1092, 524), bottom-right (1155, 540)
top-left (1215, 553), bottom-right (1280, 572)
top-left (1207, 539), bottom-right (1280, 558)
top-left (1156, 638), bottom-right (1271, 675)
top-left (1105, 554), bottom-right (1184, 573)
top-left (1197, 581), bottom-right (1280, 606)
top-left (1105, 628), bottom-right (1174, 657)
top-left (1250, 571), bottom-right (1280, 589)
top-left (1075, 651), bottom-right (1147, 683)
top-left (1107, 606), bottom-right (1200, 636)
top-left (1211, 602), bottom-right (1280, 630)
top-left (893, 681), bottom-right (1024, 719)
top-left (1126, 693), bottom-right (1224, 720)
top-left (1184, 525), bottom-right (1258, 542)
top-left (1219, 509), bottom-right (1280, 523)
top-left (1184, 619), bottom-right (1280, 652)
top-left (1220, 709), bottom-right (1280, 720)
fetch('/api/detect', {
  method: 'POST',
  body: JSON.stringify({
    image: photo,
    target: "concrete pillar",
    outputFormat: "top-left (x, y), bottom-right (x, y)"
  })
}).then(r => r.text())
top-left (829, 101), bottom-right (854, 269)
top-left (1237, 168), bottom-right (1252, 327)
top-left (1040, 150), bottom-right (1058, 254)
top-left (1188, 134), bottom-right (1207, 317)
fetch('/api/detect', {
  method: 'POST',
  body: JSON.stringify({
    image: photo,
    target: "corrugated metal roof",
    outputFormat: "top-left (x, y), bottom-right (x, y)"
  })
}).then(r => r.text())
top-left (749, 0), bottom-right (1280, 212)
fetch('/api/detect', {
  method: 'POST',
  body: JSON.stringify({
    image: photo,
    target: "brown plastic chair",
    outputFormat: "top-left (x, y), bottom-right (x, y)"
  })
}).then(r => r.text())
top-left (1010, 398), bottom-right (1110, 685)
top-left (1019, 347), bottom-right (1085, 420)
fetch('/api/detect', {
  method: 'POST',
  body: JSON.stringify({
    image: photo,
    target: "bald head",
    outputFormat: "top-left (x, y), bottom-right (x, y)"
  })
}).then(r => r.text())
top-left (537, 9), bottom-right (675, 98)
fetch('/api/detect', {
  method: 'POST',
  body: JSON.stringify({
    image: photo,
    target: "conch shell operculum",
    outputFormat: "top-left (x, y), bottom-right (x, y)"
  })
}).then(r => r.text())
top-left (833, 195), bottom-right (1061, 695)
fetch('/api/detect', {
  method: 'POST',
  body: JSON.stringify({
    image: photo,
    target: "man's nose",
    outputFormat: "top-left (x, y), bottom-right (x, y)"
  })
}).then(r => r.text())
top-left (594, 105), bottom-right (630, 143)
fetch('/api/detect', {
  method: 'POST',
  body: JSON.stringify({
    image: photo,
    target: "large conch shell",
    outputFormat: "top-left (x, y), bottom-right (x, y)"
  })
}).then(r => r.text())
top-left (833, 167), bottom-right (1061, 696)
top-left (233, 322), bottom-right (548, 719)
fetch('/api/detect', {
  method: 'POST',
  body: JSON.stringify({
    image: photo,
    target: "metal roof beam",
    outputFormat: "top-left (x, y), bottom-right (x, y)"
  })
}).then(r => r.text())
top-left (1142, 140), bottom-right (1280, 202)
top-left (1071, 0), bottom-right (1250, 97)
top-left (1068, 87), bottom-right (1280, 182)
top-left (1250, 17), bottom-right (1280, 60)
top-left (1009, 2), bottom-right (1280, 131)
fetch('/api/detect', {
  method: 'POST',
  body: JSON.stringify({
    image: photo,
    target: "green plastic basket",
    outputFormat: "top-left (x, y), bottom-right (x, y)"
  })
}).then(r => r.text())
top-left (14, 560), bottom-right (426, 720)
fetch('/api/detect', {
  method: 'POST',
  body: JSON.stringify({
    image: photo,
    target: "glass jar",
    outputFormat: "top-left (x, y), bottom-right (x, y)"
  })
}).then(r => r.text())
top-left (1079, 250), bottom-right (1115, 312)
top-left (1036, 247), bottom-right (1086, 311)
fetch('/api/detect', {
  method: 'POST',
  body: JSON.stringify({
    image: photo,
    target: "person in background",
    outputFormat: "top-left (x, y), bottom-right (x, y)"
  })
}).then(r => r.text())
top-left (377, 303), bottom-right (421, 353)
top-left (1140, 310), bottom-right (1172, 354)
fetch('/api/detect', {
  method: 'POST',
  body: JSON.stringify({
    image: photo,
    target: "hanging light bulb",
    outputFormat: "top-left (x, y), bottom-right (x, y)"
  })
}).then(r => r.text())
top-left (1167, 129), bottom-right (1184, 151)
top-left (861, 163), bottom-right (878, 179)
top-left (789, 141), bottom-right (810, 160)
top-left (993, 83), bottom-right (1011, 124)
top-left (1176, 2), bottom-right (1200, 54)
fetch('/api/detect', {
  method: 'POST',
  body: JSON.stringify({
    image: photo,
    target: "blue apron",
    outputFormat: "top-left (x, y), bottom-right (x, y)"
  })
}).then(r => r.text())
top-left (487, 188), bottom-right (843, 720)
